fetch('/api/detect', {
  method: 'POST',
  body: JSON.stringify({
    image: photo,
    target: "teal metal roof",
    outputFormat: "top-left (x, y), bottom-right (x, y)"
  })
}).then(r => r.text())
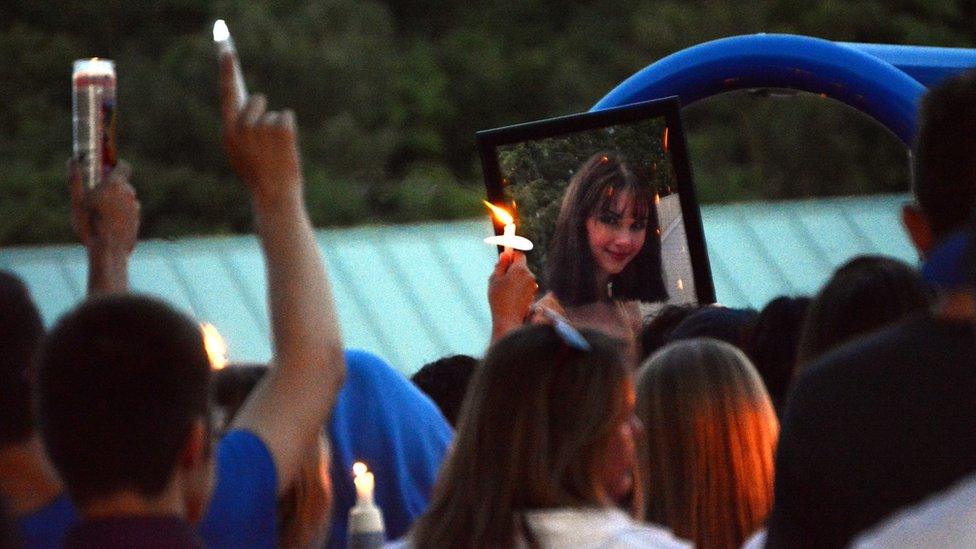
top-left (0, 193), bottom-right (915, 375)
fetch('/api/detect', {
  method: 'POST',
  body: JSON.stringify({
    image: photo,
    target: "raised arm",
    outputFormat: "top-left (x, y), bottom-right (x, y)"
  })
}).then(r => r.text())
top-left (218, 54), bottom-right (345, 493)
top-left (69, 159), bottom-right (140, 296)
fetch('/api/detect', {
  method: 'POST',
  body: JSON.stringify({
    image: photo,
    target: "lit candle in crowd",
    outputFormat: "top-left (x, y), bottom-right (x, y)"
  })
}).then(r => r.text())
top-left (349, 462), bottom-right (385, 548)
top-left (212, 19), bottom-right (249, 111)
top-left (483, 200), bottom-right (534, 253)
top-left (201, 322), bottom-right (228, 370)
top-left (72, 58), bottom-right (117, 190)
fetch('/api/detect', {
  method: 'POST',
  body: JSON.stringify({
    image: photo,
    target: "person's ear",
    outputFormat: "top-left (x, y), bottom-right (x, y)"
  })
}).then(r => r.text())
top-left (902, 203), bottom-right (934, 258)
top-left (179, 418), bottom-right (212, 523)
top-left (180, 419), bottom-right (208, 468)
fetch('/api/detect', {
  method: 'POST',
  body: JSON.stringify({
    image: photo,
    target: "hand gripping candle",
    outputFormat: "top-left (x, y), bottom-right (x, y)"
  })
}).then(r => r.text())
top-left (72, 58), bottom-right (117, 190)
top-left (348, 462), bottom-right (385, 549)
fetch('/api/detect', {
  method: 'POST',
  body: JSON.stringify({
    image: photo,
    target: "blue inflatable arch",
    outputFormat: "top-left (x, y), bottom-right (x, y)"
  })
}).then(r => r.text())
top-left (592, 34), bottom-right (976, 145)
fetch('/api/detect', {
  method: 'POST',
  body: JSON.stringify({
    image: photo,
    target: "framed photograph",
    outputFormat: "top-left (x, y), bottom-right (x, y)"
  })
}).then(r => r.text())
top-left (477, 96), bottom-right (715, 309)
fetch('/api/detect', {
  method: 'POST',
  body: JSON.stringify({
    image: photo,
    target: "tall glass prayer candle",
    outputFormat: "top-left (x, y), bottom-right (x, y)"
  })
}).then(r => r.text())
top-left (72, 59), bottom-right (117, 190)
top-left (348, 462), bottom-right (385, 549)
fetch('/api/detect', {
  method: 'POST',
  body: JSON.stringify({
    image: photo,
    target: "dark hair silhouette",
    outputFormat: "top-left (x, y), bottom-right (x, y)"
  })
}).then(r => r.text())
top-left (796, 256), bottom-right (932, 371)
top-left (411, 354), bottom-right (478, 427)
top-left (37, 294), bottom-right (211, 506)
top-left (0, 271), bottom-right (44, 446)
top-left (914, 68), bottom-right (976, 239)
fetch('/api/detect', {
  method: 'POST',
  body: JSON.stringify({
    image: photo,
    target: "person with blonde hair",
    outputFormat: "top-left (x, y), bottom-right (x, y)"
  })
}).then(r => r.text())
top-left (636, 338), bottom-right (778, 549)
top-left (401, 321), bottom-right (688, 548)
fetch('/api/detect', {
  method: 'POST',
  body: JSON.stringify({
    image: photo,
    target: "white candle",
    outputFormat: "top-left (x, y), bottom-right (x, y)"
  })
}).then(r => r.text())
top-left (212, 19), bottom-right (249, 112)
top-left (349, 462), bottom-right (385, 547)
top-left (353, 462), bottom-right (375, 504)
top-left (483, 201), bottom-right (534, 252)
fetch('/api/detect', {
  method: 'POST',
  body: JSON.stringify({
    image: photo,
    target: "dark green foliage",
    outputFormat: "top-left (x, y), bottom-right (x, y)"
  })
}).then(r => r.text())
top-left (1, 0), bottom-right (974, 244)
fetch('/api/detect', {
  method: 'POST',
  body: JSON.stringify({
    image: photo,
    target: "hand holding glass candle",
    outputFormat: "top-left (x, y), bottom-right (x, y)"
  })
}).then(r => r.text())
top-left (483, 200), bottom-right (534, 254)
top-left (72, 58), bottom-right (117, 190)
top-left (348, 462), bottom-right (384, 549)
top-left (212, 19), bottom-right (249, 112)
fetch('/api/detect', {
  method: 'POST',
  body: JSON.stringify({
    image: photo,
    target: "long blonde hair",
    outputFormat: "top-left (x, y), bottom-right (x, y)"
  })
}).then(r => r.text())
top-left (636, 338), bottom-right (778, 549)
top-left (408, 324), bottom-right (634, 548)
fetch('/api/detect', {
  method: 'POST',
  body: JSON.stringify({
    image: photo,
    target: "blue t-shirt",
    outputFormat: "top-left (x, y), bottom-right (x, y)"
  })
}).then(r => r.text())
top-left (198, 429), bottom-right (278, 548)
top-left (327, 349), bottom-right (454, 548)
top-left (16, 495), bottom-right (75, 549)
top-left (16, 429), bottom-right (277, 549)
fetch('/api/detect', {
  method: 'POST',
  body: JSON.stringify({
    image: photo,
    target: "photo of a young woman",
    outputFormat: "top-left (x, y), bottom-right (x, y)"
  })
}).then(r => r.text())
top-left (534, 151), bottom-right (668, 369)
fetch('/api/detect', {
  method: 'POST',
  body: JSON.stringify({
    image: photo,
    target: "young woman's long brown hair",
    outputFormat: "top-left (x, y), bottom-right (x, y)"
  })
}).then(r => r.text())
top-left (408, 324), bottom-right (635, 548)
top-left (636, 338), bottom-right (778, 549)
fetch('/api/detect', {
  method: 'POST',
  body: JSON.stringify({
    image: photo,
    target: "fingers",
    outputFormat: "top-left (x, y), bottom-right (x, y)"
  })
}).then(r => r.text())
top-left (219, 53), bottom-right (237, 127)
top-left (240, 94), bottom-right (267, 128)
top-left (281, 109), bottom-right (296, 132)
top-left (491, 249), bottom-right (516, 278)
top-left (67, 158), bottom-right (84, 203)
top-left (107, 160), bottom-right (132, 186)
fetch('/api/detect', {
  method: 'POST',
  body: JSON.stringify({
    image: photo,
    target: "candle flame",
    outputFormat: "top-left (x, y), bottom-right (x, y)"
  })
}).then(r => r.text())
top-left (201, 322), bottom-right (228, 370)
top-left (353, 461), bottom-right (368, 477)
top-left (483, 200), bottom-right (514, 225)
top-left (662, 127), bottom-right (669, 151)
top-left (213, 19), bottom-right (230, 42)
top-left (677, 278), bottom-right (684, 291)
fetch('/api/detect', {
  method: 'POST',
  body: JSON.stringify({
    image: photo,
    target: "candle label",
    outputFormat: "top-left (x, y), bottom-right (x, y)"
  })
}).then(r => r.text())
top-left (72, 59), bottom-right (118, 190)
top-left (347, 531), bottom-right (385, 549)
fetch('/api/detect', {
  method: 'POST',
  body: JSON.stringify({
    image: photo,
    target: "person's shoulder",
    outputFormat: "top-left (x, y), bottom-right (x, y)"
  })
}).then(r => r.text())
top-left (852, 472), bottom-right (976, 548)
top-left (800, 313), bottom-right (970, 387)
top-left (610, 522), bottom-right (691, 549)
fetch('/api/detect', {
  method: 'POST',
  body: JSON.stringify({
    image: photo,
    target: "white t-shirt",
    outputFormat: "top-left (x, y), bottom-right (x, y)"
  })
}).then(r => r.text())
top-left (851, 472), bottom-right (976, 548)
top-left (386, 507), bottom-right (690, 548)
top-left (520, 507), bottom-right (690, 548)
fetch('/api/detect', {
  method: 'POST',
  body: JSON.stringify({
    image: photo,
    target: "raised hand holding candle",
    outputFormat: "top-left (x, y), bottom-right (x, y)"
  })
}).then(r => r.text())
top-left (212, 19), bottom-right (249, 111)
top-left (348, 462), bottom-right (384, 549)
top-left (483, 200), bottom-right (533, 253)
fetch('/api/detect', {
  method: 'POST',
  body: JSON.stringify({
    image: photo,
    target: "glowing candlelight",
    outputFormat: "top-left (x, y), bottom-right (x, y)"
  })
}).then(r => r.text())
top-left (349, 461), bottom-right (385, 547)
top-left (663, 127), bottom-right (670, 151)
top-left (212, 19), bottom-right (249, 112)
top-left (201, 322), bottom-right (228, 370)
top-left (353, 462), bottom-right (374, 504)
top-left (677, 278), bottom-right (685, 291)
top-left (483, 200), bottom-right (533, 253)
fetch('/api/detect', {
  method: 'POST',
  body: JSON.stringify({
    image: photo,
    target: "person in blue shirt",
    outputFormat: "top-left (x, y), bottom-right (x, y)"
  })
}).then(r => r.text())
top-left (10, 51), bottom-right (347, 548)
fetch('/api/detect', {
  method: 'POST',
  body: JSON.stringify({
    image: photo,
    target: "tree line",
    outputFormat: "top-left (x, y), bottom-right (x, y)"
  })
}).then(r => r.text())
top-left (1, 0), bottom-right (973, 244)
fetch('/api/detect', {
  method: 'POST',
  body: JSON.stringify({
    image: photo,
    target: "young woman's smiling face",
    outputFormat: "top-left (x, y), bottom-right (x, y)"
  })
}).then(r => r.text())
top-left (586, 188), bottom-right (647, 278)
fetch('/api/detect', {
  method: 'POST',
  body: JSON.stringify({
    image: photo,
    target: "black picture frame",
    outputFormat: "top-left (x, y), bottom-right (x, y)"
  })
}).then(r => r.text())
top-left (476, 96), bottom-right (716, 305)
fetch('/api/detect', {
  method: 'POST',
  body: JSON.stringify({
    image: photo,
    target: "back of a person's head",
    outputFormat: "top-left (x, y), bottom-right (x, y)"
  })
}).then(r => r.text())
top-left (637, 337), bottom-right (778, 549)
top-left (796, 255), bottom-right (932, 370)
top-left (914, 69), bottom-right (976, 240)
top-left (37, 294), bottom-right (211, 508)
top-left (640, 304), bottom-right (701, 362)
top-left (747, 296), bottom-right (811, 414)
top-left (0, 271), bottom-right (44, 446)
top-left (410, 354), bottom-right (478, 427)
top-left (410, 324), bottom-right (628, 548)
top-left (666, 305), bottom-right (758, 350)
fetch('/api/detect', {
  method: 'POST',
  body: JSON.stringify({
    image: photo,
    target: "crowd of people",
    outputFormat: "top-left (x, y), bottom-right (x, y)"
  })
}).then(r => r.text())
top-left (1, 49), bottom-right (975, 549)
